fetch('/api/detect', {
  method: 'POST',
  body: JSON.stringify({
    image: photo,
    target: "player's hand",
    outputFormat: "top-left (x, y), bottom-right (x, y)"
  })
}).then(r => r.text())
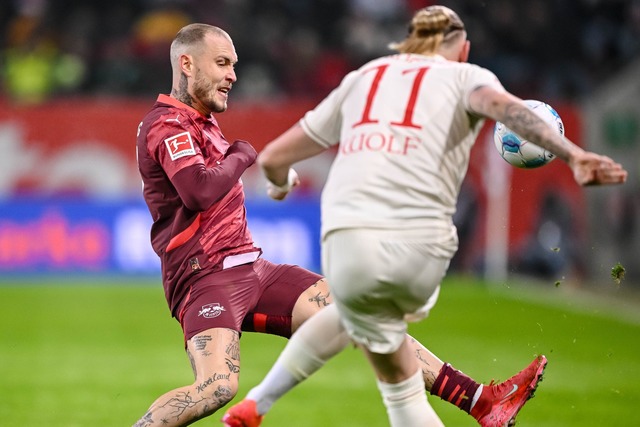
top-left (570, 152), bottom-right (627, 186)
top-left (266, 168), bottom-right (300, 200)
top-left (226, 140), bottom-right (257, 165)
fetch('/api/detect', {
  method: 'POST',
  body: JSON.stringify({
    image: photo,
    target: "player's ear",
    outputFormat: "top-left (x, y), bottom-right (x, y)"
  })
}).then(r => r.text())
top-left (180, 54), bottom-right (194, 76)
top-left (458, 40), bottom-right (470, 63)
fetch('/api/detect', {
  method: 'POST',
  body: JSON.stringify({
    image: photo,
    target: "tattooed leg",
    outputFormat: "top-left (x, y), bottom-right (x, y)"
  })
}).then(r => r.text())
top-left (132, 328), bottom-right (240, 427)
top-left (405, 336), bottom-right (444, 390)
top-left (291, 279), bottom-right (332, 333)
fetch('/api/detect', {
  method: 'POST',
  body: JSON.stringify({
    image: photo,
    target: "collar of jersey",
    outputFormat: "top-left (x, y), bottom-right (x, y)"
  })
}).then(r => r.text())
top-left (416, 53), bottom-right (447, 62)
top-left (157, 94), bottom-right (208, 118)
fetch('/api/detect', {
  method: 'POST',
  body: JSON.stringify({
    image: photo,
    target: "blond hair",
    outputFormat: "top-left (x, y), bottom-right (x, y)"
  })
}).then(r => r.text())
top-left (389, 6), bottom-right (465, 55)
top-left (170, 23), bottom-right (230, 68)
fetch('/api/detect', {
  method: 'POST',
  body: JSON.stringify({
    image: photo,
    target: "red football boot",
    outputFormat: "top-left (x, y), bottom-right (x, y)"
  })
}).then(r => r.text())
top-left (471, 355), bottom-right (547, 426)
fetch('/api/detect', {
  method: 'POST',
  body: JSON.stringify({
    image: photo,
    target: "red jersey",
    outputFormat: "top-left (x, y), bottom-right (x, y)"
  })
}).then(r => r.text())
top-left (137, 94), bottom-right (260, 314)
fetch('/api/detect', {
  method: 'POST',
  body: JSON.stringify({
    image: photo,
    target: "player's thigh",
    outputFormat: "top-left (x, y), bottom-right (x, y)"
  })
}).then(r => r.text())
top-left (291, 277), bottom-right (332, 332)
top-left (247, 259), bottom-right (327, 336)
top-left (186, 327), bottom-right (240, 399)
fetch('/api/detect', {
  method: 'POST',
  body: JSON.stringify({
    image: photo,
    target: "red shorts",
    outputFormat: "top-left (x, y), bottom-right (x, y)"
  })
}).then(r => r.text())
top-left (177, 258), bottom-right (323, 341)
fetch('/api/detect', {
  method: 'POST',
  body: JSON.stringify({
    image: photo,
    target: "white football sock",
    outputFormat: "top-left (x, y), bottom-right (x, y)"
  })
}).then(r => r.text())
top-left (246, 305), bottom-right (351, 415)
top-left (470, 384), bottom-right (483, 411)
top-left (376, 369), bottom-right (444, 427)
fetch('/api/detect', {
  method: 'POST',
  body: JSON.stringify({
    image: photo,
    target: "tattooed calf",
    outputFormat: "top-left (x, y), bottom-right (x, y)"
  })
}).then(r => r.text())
top-left (133, 411), bottom-right (154, 427)
top-left (160, 391), bottom-right (204, 420)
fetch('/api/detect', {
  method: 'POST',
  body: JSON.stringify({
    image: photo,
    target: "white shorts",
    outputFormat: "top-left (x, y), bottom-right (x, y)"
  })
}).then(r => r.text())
top-left (322, 227), bottom-right (456, 354)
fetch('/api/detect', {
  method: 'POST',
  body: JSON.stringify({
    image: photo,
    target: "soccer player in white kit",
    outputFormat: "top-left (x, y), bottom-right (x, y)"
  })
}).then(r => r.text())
top-left (223, 5), bottom-right (627, 427)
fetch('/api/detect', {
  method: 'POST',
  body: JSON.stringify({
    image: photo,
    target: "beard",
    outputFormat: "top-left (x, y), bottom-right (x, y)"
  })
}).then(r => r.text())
top-left (192, 70), bottom-right (227, 113)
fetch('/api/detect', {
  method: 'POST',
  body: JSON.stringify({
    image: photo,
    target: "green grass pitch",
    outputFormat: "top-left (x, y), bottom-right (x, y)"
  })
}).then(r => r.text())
top-left (1, 275), bottom-right (639, 426)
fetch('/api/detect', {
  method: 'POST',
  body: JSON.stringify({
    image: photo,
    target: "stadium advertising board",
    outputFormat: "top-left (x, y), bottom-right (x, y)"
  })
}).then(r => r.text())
top-left (0, 197), bottom-right (321, 276)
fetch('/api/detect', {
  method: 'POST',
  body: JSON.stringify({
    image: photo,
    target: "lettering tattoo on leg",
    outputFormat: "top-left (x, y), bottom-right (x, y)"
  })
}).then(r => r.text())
top-left (196, 372), bottom-right (232, 394)
top-left (192, 335), bottom-right (213, 357)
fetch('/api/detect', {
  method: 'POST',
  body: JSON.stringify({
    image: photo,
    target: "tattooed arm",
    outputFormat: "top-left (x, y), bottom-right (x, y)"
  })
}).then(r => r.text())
top-left (469, 87), bottom-right (578, 161)
top-left (469, 86), bottom-right (627, 186)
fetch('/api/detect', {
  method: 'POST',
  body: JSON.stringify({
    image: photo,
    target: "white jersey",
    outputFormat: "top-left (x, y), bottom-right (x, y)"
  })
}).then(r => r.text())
top-left (300, 54), bottom-right (503, 245)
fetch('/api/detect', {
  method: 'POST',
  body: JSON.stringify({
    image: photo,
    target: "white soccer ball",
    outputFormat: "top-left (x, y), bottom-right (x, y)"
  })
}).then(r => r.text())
top-left (493, 99), bottom-right (564, 168)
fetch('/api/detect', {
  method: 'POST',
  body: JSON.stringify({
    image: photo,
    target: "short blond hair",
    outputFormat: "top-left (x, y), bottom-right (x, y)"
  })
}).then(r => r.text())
top-left (389, 5), bottom-right (465, 55)
top-left (170, 23), bottom-right (230, 67)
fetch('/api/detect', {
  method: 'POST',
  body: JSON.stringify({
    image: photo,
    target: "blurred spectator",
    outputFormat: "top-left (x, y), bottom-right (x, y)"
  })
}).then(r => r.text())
top-left (620, 0), bottom-right (640, 60)
top-left (130, 3), bottom-right (192, 94)
top-left (1, 0), bottom-right (638, 103)
top-left (91, 4), bottom-right (141, 94)
top-left (2, 6), bottom-right (86, 104)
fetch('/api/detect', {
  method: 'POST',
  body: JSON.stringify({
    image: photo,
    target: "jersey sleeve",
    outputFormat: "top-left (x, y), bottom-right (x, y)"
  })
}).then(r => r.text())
top-left (300, 70), bottom-right (360, 148)
top-left (146, 117), bottom-right (205, 180)
top-left (143, 115), bottom-right (252, 212)
top-left (460, 64), bottom-right (505, 113)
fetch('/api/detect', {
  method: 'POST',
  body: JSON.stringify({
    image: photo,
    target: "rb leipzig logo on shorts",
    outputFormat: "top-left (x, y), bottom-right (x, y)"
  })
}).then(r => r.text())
top-left (198, 303), bottom-right (226, 319)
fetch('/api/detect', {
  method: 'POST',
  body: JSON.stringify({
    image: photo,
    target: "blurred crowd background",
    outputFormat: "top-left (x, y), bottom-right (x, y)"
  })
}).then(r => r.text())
top-left (1, 0), bottom-right (639, 104)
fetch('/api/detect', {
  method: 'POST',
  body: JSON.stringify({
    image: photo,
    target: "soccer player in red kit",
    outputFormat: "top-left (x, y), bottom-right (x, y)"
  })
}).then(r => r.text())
top-left (135, 23), bottom-right (565, 427)
top-left (135, 24), bottom-right (328, 426)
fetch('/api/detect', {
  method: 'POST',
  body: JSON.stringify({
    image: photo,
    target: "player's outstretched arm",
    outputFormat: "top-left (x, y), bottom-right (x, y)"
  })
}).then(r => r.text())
top-left (469, 86), bottom-right (627, 186)
top-left (258, 124), bottom-right (326, 200)
top-left (469, 86), bottom-right (579, 162)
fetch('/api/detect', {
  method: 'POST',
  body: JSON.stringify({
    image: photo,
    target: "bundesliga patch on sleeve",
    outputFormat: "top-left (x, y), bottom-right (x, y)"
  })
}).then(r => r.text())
top-left (164, 131), bottom-right (196, 160)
